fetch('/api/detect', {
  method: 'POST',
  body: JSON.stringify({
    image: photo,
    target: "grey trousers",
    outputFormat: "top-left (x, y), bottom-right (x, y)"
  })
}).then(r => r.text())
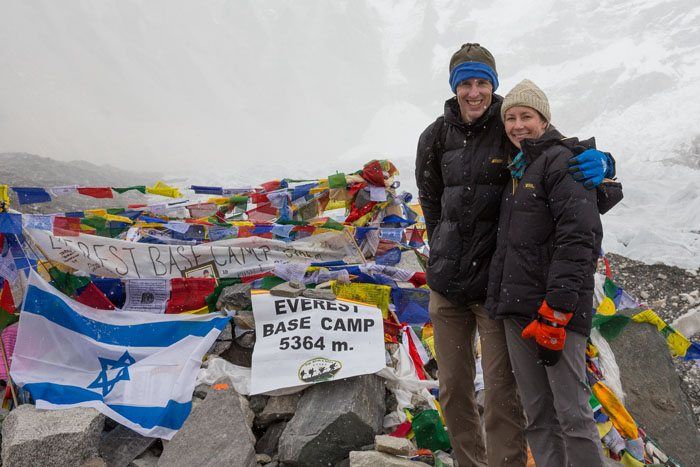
top-left (504, 319), bottom-right (605, 467)
top-left (429, 292), bottom-right (526, 467)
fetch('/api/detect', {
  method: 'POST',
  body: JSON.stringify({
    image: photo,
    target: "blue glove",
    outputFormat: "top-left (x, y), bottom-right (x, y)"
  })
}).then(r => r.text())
top-left (568, 149), bottom-right (615, 189)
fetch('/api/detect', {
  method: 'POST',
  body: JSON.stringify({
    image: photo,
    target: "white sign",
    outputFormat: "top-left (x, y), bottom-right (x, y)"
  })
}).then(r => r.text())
top-left (250, 292), bottom-right (385, 394)
top-left (26, 228), bottom-right (363, 279)
top-left (124, 279), bottom-right (170, 313)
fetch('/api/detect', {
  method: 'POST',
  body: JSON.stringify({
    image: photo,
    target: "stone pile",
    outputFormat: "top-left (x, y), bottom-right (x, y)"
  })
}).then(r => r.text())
top-left (1, 279), bottom-right (697, 466)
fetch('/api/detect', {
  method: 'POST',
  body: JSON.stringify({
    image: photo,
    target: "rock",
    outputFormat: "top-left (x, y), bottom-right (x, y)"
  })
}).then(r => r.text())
top-left (349, 451), bottom-right (431, 467)
top-left (208, 322), bottom-right (233, 356)
top-left (374, 435), bottom-right (414, 456)
top-left (278, 375), bottom-right (385, 466)
top-left (249, 395), bottom-right (269, 414)
top-left (256, 453), bottom-right (272, 464)
top-left (609, 308), bottom-right (700, 467)
top-left (270, 282), bottom-right (304, 298)
top-left (639, 291), bottom-right (650, 300)
top-left (233, 309), bottom-right (256, 330)
top-left (216, 283), bottom-right (252, 311)
top-left (193, 384), bottom-right (208, 400)
top-left (158, 379), bottom-right (256, 467)
top-left (255, 394), bottom-right (301, 428)
top-left (129, 451), bottom-right (159, 467)
top-left (82, 458), bottom-right (107, 467)
top-left (301, 288), bottom-right (336, 300)
top-left (236, 331), bottom-right (256, 349)
top-left (2, 405), bottom-right (105, 467)
top-left (238, 393), bottom-right (255, 429)
top-left (255, 421), bottom-right (287, 457)
top-left (433, 450), bottom-right (454, 467)
top-left (99, 424), bottom-right (156, 467)
top-left (220, 334), bottom-right (253, 367)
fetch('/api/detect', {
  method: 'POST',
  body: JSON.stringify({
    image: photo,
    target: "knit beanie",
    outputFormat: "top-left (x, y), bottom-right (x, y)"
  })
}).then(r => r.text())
top-left (448, 43), bottom-right (499, 93)
top-left (501, 79), bottom-right (551, 123)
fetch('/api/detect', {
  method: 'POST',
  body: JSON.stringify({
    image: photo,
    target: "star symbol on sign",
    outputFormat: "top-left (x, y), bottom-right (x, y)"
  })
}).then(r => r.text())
top-left (87, 350), bottom-right (136, 396)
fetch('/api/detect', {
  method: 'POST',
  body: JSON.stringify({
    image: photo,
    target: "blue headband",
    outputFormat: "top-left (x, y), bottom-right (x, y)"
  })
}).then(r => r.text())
top-left (449, 62), bottom-right (499, 93)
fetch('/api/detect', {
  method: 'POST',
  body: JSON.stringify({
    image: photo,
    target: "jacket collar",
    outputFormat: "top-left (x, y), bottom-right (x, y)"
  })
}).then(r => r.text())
top-left (519, 126), bottom-right (571, 163)
top-left (444, 94), bottom-right (504, 130)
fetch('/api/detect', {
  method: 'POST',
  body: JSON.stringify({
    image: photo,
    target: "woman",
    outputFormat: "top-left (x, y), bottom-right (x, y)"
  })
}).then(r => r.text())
top-left (485, 79), bottom-right (606, 466)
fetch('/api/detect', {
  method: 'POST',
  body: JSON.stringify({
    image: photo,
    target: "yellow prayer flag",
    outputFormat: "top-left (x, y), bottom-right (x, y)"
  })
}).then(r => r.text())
top-left (84, 209), bottom-right (108, 217)
top-left (325, 199), bottom-right (347, 211)
top-left (596, 420), bottom-right (613, 438)
top-left (592, 381), bottom-right (638, 440)
top-left (103, 214), bottom-right (134, 224)
top-left (597, 296), bottom-right (616, 316)
top-left (146, 181), bottom-right (182, 198)
top-left (207, 197), bottom-right (230, 205)
top-left (0, 185), bottom-right (10, 207)
top-left (632, 309), bottom-right (691, 357)
top-left (182, 305), bottom-right (210, 315)
top-left (620, 451), bottom-right (645, 467)
top-left (331, 281), bottom-right (391, 318)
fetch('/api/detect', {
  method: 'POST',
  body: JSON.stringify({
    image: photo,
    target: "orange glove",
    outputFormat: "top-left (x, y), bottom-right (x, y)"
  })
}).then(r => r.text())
top-left (522, 300), bottom-right (573, 366)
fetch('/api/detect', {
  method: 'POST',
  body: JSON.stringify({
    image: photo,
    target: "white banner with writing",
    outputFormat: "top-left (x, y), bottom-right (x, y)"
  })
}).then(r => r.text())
top-left (26, 228), bottom-right (363, 279)
top-left (250, 291), bottom-right (385, 394)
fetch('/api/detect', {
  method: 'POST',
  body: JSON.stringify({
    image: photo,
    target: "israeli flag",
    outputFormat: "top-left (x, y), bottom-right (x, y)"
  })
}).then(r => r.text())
top-left (11, 270), bottom-right (229, 439)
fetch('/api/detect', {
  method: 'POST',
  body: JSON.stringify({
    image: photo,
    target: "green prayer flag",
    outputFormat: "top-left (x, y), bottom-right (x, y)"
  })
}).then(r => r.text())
top-left (260, 276), bottom-right (286, 290)
top-left (321, 218), bottom-right (344, 231)
top-left (81, 216), bottom-right (110, 237)
top-left (412, 409), bottom-right (451, 452)
top-left (112, 185), bottom-right (146, 194)
top-left (603, 278), bottom-right (619, 299)
top-left (328, 172), bottom-right (347, 189)
top-left (228, 195), bottom-right (249, 205)
top-left (49, 267), bottom-right (90, 297)
top-left (592, 313), bottom-right (631, 341)
top-left (106, 207), bottom-right (126, 215)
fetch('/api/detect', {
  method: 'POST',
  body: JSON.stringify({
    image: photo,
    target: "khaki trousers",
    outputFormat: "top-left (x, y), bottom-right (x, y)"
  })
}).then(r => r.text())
top-left (504, 319), bottom-right (605, 467)
top-left (429, 291), bottom-right (527, 467)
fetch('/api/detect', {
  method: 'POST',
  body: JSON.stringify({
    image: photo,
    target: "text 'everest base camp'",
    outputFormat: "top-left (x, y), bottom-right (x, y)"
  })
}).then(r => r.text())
top-left (1, 3), bottom-right (700, 467)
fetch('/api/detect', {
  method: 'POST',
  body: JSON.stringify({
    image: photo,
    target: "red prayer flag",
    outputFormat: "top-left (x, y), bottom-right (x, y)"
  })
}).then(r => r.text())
top-left (408, 272), bottom-right (427, 288)
top-left (75, 282), bottom-right (115, 310)
top-left (260, 180), bottom-right (281, 192)
top-left (77, 187), bottom-right (114, 199)
top-left (0, 323), bottom-right (18, 380)
top-left (166, 278), bottom-right (217, 314)
top-left (0, 279), bottom-right (16, 314)
top-left (361, 160), bottom-right (385, 187)
top-left (53, 216), bottom-right (81, 236)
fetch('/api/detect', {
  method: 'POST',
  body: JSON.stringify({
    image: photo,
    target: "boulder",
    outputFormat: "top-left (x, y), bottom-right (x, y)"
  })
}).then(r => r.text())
top-left (216, 283), bottom-right (252, 311)
top-left (255, 393), bottom-right (301, 428)
top-left (349, 451), bottom-right (431, 467)
top-left (207, 322), bottom-right (233, 356)
top-left (220, 334), bottom-right (253, 367)
top-left (99, 424), bottom-right (155, 467)
top-left (301, 288), bottom-right (336, 300)
top-left (270, 282), bottom-right (304, 298)
top-left (374, 435), bottom-right (414, 456)
top-left (158, 379), bottom-right (256, 467)
top-left (255, 421), bottom-right (287, 457)
top-left (2, 405), bottom-right (105, 467)
top-left (233, 309), bottom-right (256, 330)
top-left (609, 309), bottom-right (700, 466)
top-left (278, 375), bottom-right (385, 466)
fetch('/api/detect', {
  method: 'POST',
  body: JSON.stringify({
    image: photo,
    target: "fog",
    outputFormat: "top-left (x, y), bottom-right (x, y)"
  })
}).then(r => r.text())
top-left (2, 0), bottom-right (699, 266)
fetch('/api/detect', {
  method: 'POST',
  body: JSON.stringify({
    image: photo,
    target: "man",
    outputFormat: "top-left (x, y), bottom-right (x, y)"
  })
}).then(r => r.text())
top-left (415, 43), bottom-right (613, 467)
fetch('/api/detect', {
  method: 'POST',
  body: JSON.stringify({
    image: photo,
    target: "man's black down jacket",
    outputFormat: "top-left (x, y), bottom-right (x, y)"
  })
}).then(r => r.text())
top-left (415, 95), bottom-right (514, 304)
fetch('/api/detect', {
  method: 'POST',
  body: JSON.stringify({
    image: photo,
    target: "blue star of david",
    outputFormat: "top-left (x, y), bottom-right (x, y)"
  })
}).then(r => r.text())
top-left (87, 350), bottom-right (136, 396)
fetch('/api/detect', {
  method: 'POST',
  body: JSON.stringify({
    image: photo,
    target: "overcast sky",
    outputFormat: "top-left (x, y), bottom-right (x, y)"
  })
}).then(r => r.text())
top-left (1, 0), bottom-right (698, 183)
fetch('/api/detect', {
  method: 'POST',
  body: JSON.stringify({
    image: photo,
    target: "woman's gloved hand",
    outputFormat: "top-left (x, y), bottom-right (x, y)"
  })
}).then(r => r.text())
top-left (568, 149), bottom-right (615, 189)
top-left (521, 300), bottom-right (573, 366)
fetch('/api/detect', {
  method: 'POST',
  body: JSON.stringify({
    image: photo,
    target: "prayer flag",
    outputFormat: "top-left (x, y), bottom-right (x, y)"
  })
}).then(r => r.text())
top-left (146, 182), bottom-right (182, 199)
top-left (77, 187), bottom-right (114, 199)
top-left (0, 213), bottom-right (23, 235)
top-left (11, 187), bottom-right (52, 205)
